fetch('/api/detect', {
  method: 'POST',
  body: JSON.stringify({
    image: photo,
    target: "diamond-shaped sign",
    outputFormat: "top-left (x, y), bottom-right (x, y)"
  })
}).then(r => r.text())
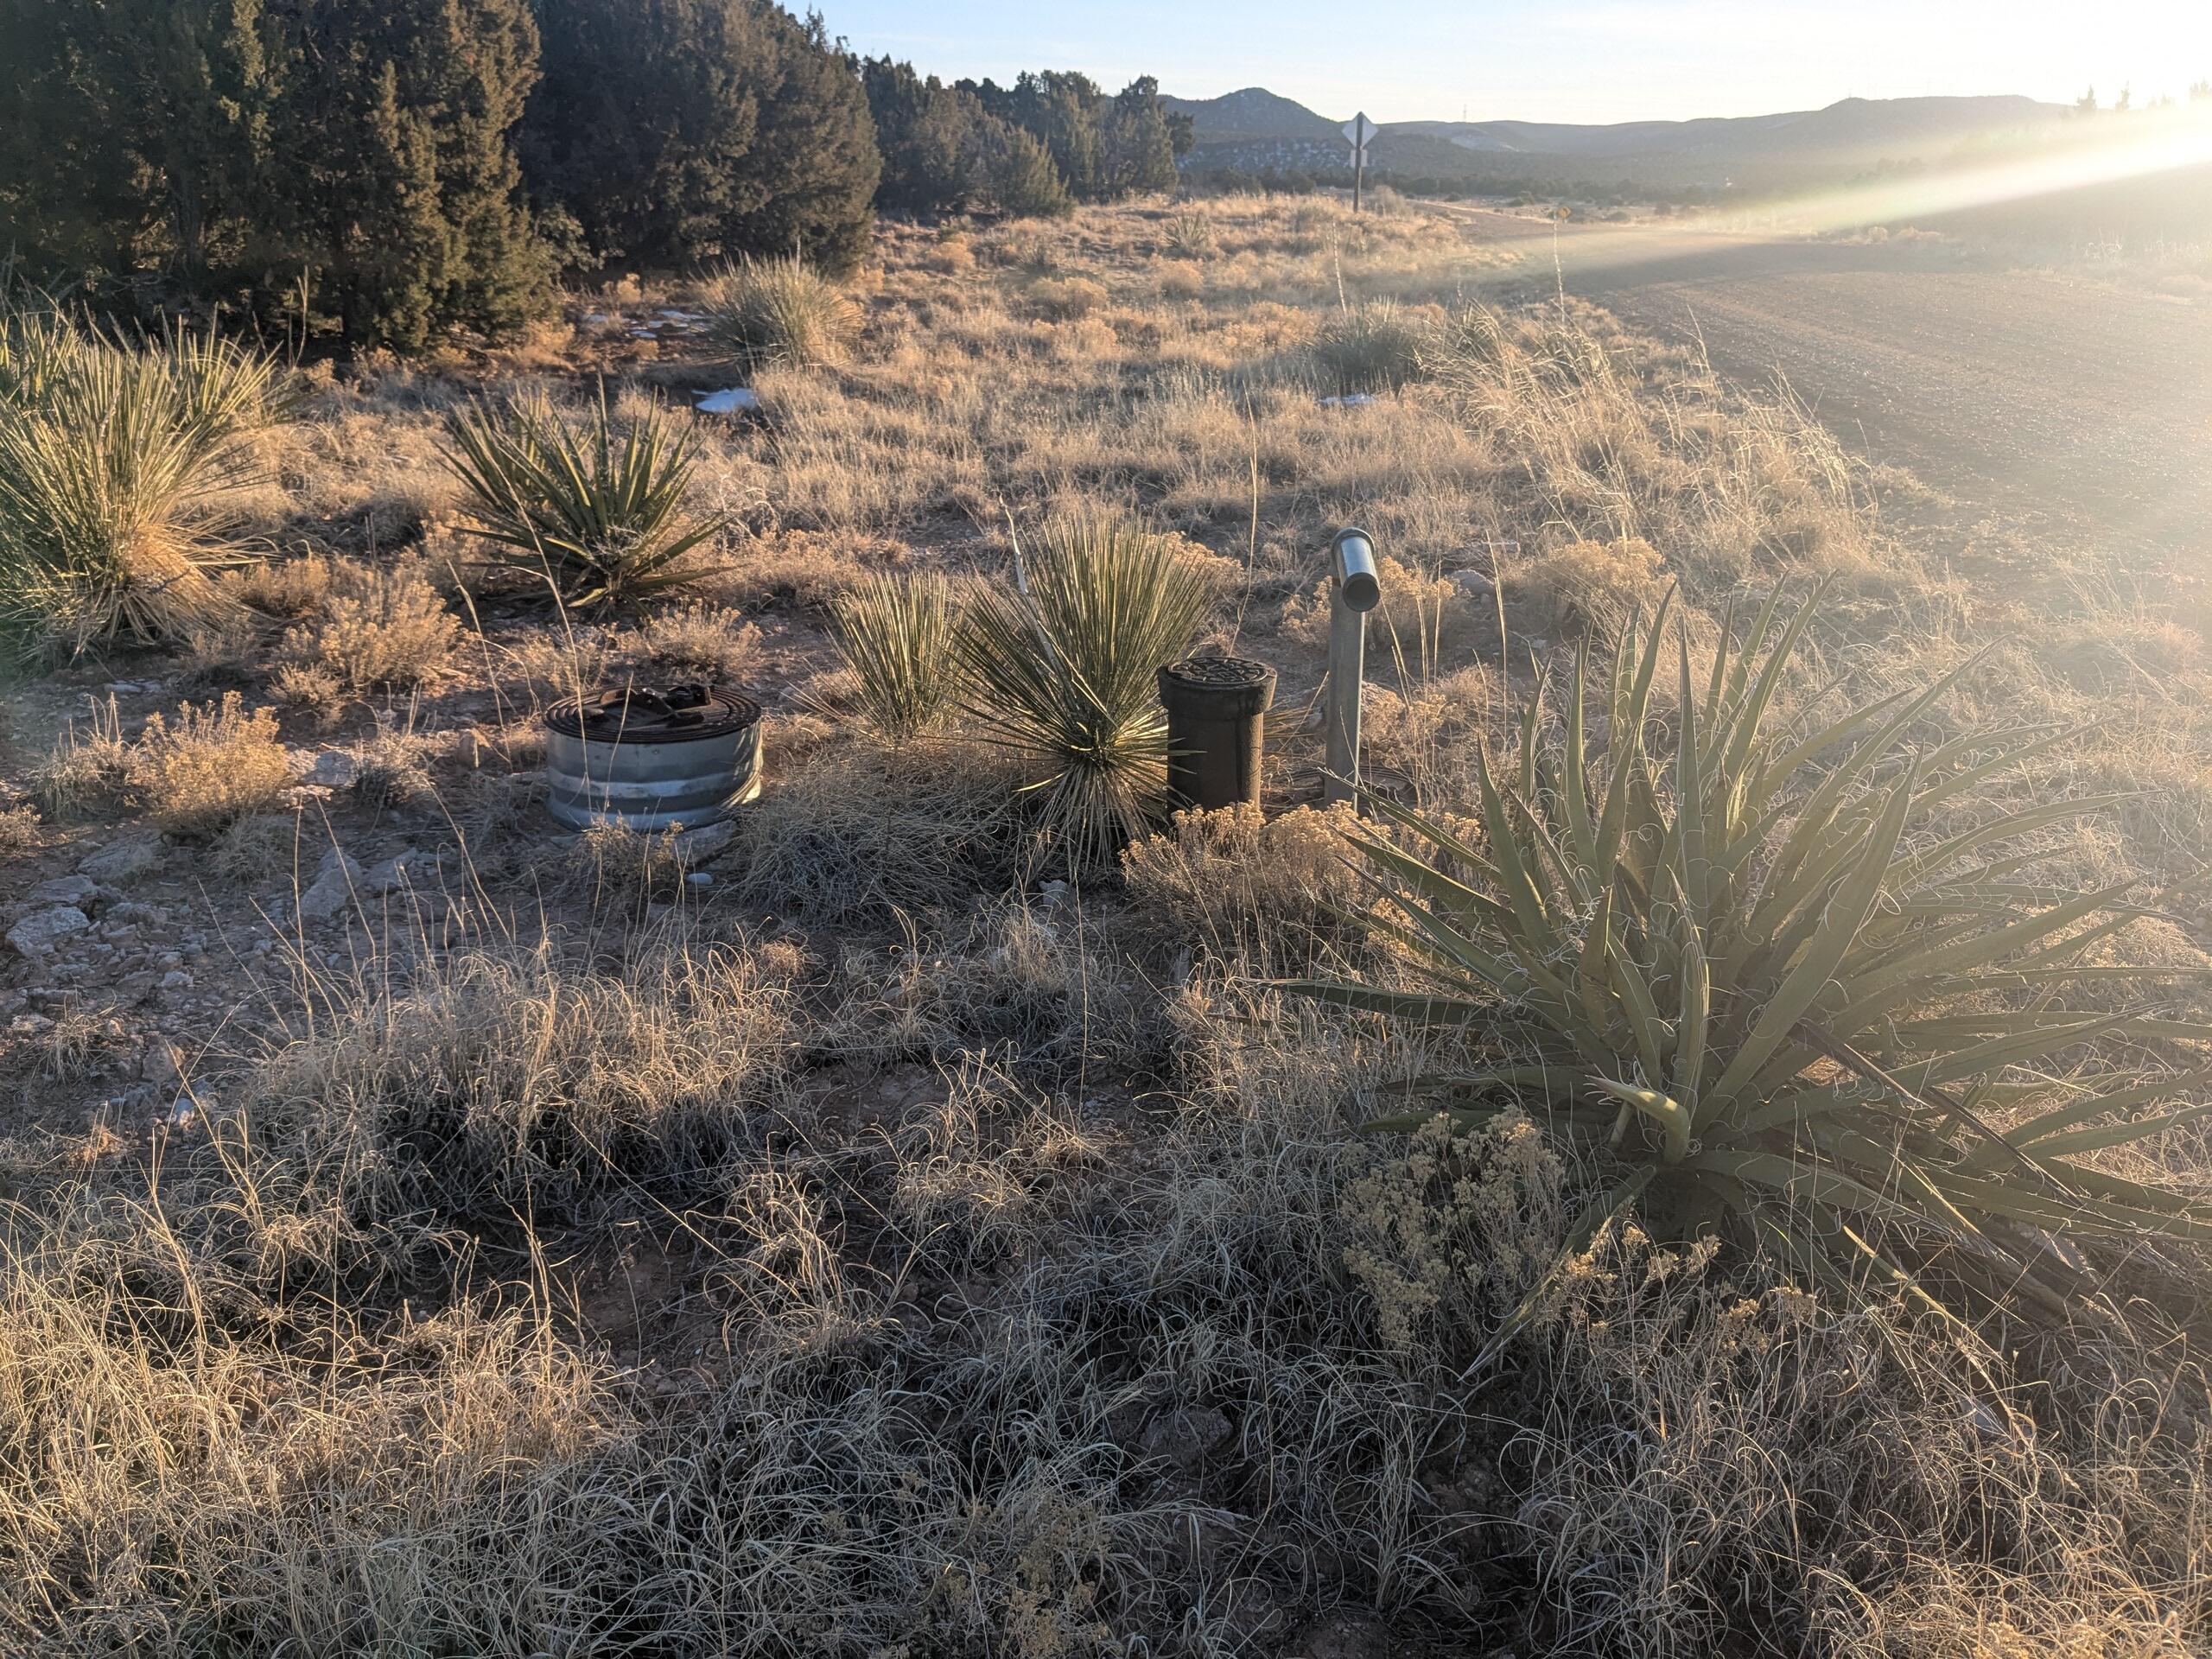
top-left (1343, 111), bottom-right (1372, 165)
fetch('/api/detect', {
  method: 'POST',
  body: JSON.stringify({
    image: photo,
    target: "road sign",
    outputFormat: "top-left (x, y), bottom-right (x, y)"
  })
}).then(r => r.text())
top-left (1342, 111), bottom-right (1372, 162)
top-left (1343, 112), bottom-right (1372, 210)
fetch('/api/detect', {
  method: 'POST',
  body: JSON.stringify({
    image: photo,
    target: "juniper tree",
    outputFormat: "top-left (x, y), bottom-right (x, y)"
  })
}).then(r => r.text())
top-left (265, 0), bottom-right (545, 349)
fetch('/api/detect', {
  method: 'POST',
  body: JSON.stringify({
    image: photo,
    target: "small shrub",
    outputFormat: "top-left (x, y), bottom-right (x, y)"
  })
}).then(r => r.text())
top-left (33, 696), bottom-right (130, 816)
top-left (1516, 537), bottom-right (1670, 632)
top-left (925, 235), bottom-right (977, 276)
top-left (281, 560), bottom-right (460, 695)
top-left (1161, 209), bottom-right (1217, 257)
top-left (125, 692), bottom-right (293, 836)
top-left (1030, 276), bottom-right (1109, 320)
top-left (0, 802), bottom-right (40, 855)
top-left (1157, 264), bottom-right (1205, 302)
top-left (702, 256), bottom-right (861, 372)
top-left (444, 391), bottom-right (725, 609)
top-left (353, 718), bottom-right (437, 809)
top-left (631, 601), bottom-right (760, 683)
top-left (270, 661), bottom-right (345, 712)
top-left (830, 571), bottom-right (961, 741)
top-left (956, 517), bottom-right (1214, 866)
top-left (231, 552), bottom-right (340, 619)
top-left (1312, 302), bottom-right (1428, 396)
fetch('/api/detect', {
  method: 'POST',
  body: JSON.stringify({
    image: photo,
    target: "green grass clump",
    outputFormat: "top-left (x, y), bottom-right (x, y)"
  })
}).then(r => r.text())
top-left (1287, 586), bottom-right (2212, 1354)
top-left (956, 517), bottom-right (1211, 867)
top-left (443, 391), bottom-right (725, 609)
top-left (830, 571), bottom-right (962, 741)
top-left (702, 255), bottom-right (861, 372)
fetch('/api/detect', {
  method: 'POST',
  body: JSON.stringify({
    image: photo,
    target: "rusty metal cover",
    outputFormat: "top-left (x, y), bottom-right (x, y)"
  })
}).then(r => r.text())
top-left (545, 683), bottom-right (761, 746)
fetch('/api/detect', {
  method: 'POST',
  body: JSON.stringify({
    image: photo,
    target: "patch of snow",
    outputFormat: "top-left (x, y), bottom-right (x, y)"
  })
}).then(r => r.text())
top-left (693, 387), bottom-right (761, 416)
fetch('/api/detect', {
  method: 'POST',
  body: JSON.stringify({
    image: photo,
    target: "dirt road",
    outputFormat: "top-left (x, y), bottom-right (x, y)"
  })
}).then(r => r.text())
top-left (1447, 207), bottom-right (2212, 570)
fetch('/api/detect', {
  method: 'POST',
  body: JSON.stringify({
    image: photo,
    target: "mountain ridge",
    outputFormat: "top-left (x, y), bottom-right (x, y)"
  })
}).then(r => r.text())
top-left (1161, 87), bottom-right (2072, 176)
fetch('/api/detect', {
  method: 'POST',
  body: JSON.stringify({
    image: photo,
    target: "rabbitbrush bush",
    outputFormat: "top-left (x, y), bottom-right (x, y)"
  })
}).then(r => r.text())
top-left (1287, 587), bottom-right (2212, 1351)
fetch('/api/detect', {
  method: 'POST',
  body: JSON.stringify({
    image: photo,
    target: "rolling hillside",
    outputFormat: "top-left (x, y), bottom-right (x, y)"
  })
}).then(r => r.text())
top-left (1165, 87), bottom-right (2071, 186)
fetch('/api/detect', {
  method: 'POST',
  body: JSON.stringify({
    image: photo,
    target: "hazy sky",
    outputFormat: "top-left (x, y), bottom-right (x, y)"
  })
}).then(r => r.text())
top-left (823, 1), bottom-right (2212, 125)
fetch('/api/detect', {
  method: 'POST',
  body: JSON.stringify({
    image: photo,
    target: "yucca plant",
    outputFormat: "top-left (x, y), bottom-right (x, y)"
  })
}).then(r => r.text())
top-left (1286, 586), bottom-right (2212, 1350)
top-left (0, 328), bottom-right (287, 654)
top-left (0, 305), bottom-right (80, 412)
top-left (956, 518), bottom-right (1213, 867)
top-left (443, 391), bottom-right (726, 609)
top-left (1161, 209), bottom-right (1217, 258)
top-left (701, 255), bottom-right (861, 372)
top-left (831, 571), bottom-right (962, 741)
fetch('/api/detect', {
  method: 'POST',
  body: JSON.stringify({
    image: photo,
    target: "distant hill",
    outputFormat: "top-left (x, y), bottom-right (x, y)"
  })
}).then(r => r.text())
top-left (1160, 87), bottom-right (1342, 143)
top-left (1167, 88), bottom-right (2073, 187)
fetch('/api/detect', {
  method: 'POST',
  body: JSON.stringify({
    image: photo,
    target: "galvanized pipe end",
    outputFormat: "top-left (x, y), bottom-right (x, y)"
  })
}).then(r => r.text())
top-left (1330, 527), bottom-right (1381, 612)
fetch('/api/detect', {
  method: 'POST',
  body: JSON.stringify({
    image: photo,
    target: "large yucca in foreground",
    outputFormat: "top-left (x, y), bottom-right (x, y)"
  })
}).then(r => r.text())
top-left (1287, 587), bottom-right (2212, 1350)
top-left (957, 518), bottom-right (1211, 866)
top-left (443, 392), bottom-right (725, 609)
top-left (0, 322), bottom-right (289, 654)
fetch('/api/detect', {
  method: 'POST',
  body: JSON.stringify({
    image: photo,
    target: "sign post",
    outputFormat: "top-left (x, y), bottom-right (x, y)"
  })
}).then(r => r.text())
top-left (1342, 111), bottom-right (1371, 212)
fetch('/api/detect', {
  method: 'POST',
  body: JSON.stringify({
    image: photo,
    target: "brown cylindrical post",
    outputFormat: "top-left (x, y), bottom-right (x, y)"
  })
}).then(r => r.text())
top-left (1157, 657), bottom-right (1277, 812)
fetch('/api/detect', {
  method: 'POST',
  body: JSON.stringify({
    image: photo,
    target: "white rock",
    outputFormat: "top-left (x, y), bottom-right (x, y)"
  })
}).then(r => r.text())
top-left (306, 750), bottom-right (360, 789)
top-left (7, 906), bottom-right (91, 957)
top-left (693, 387), bottom-right (761, 416)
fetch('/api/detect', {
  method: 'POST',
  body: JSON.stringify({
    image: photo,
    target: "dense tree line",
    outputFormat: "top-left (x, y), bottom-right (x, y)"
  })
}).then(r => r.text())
top-left (862, 62), bottom-right (1189, 219)
top-left (0, 1), bottom-right (1188, 352)
top-left (0, 0), bottom-right (545, 349)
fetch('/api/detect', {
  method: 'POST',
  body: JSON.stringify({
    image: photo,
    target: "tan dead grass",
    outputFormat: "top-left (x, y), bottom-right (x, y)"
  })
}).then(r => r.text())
top-left (8, 196), bottom-right (2212, 1659)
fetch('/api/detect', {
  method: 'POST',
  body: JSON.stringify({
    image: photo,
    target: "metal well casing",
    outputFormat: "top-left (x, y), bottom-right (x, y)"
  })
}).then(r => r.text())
top-left (543, 690), bottom-right (763, 831)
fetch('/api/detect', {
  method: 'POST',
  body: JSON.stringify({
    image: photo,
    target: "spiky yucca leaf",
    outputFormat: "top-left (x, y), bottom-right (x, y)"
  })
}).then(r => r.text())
top-left (1282, 586), bottom-right (2212, 1349)
top-left (831, 571), bottom-right (962, 741)
top-left (956, 518), bottom-right (1212, 867)
top-left (443, 391), bottom-right (726, 610)
top-left (0, 327), bottom-right (287, 654)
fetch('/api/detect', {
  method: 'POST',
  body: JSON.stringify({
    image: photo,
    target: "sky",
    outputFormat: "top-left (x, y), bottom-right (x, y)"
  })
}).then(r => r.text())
top-left (820, 1), bottom-right (2212, 126)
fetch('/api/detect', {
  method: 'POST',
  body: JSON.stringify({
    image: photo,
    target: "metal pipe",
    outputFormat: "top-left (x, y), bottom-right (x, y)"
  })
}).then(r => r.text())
top-left (1325, 527), bottom-right (1380, 804)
